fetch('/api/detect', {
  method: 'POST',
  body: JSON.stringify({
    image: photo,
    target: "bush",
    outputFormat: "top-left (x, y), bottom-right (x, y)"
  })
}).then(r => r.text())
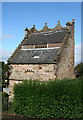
top-left (2, 92), bottom-right (9, 111)
top-left (75, 63), bottom-right (83, 77)
top-left (13, 78), bottom-right (82, 119)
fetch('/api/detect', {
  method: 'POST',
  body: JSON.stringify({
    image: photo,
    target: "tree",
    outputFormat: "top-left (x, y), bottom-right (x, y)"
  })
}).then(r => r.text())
top-left (0, 61), bottom-right (5, 69)
top-left (75, 63), bottom-right (83, 77)
top-left (0, 61), bottom-right (9, 83)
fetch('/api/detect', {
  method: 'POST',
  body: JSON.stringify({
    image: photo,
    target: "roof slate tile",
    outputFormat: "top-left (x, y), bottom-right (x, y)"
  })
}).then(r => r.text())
top-left (9, 48), bottom-right (59, 64)
top-left (22, 30), bottom-right (67, 45)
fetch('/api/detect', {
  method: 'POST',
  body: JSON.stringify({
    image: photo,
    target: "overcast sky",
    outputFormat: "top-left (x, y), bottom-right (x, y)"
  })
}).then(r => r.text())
top-left (0, 1), bottom-right (82, 66)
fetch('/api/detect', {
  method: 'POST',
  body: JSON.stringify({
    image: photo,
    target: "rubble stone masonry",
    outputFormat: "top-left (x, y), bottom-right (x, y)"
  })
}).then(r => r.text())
top-left (9, 64), bottom-right (57, 100)
top-left (57, 22), bottom-right (75, 79)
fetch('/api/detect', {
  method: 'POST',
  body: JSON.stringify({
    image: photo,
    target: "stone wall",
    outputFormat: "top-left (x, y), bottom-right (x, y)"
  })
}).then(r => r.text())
top-left (9, 64), bottom-right (57, 100)
top-left (9, 64), bottom-right (56, 81)
top-left (35, 44), bottom-right (47, 48)
top-left (48, 43), bottom-right (61, 48)
top-left (9, 80), bottom-right (22, 101)
top-left (22, 45), bottom-right (35, 49)
top-left (57, 22), bottom-right (75, 79)
top-left (22, 43), bottom-right (62, 49)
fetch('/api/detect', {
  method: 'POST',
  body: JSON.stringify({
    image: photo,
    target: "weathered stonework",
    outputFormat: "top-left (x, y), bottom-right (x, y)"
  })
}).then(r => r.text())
top-left (48, 43), bottom-right (62, 48)
top-left (9, 64), bottom-right (56, 81)
top-left (9, 64), bottom-right (57, 100)
top-left (22, 43), bottom-right (61, 49)
top-left (22, 45), bottom-right (35, 49)
top-left (57, 21), bottom-right (75, 79)
top-left (9, 80), bottom-right (22, 101)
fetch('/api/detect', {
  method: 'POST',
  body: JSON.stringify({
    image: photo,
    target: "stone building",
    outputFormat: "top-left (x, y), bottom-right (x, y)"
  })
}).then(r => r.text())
top-left (8, 19), bottom-right (75, 100)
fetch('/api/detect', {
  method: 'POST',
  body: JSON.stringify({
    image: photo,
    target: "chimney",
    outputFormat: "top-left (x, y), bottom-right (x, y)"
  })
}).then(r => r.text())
top-left (72, 19), bottom-right (75, 24)
top-left (45, 23), bottom-right (47, 26)
top-left (58, 21), bottom-right (60, 24)
top-left (25, 27), bottom-right (29, 36)
top-left (33, 25), bottom-right (35, 27)
top-left (66, 19), bottom-right (75, 33)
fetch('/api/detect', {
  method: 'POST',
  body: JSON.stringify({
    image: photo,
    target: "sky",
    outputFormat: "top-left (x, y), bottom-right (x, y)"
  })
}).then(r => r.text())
top-left (0, 2), bottom-right (82, 66)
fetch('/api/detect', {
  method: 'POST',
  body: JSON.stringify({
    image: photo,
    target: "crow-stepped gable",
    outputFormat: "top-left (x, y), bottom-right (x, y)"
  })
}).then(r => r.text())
top-left (8, 19), bottom-right (75, 100)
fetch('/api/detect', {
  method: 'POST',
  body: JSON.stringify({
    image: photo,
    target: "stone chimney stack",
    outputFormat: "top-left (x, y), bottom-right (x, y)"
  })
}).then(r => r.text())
top-left (66, 19), bottom-right (75, 32)
top-left (66, 21), bottom-right (71, 31)
top-left (25, 27), bottom-right (29, 37)
top-left (45, 23), bottom-right (47, 26)
top-left (66, 19), bottom-right (75, 78)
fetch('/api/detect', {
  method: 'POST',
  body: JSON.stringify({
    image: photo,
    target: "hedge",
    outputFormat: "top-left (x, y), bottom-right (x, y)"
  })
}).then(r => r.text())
top-left (13, 78), bottom-right (82, 119)
top-left (2, 92), bottom-right (9, 111)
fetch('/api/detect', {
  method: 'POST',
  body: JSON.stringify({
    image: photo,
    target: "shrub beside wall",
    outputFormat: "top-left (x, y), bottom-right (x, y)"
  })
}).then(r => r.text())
top-left (13, 78), bottom-right (82, 119)
top-left (2, 92), bottom-right (9, 111)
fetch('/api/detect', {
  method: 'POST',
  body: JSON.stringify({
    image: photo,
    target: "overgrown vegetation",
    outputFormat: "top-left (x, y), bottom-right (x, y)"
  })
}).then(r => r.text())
top-left (2, 92), bottom-right (9, 111)
top-left (0, 61), bottom-right (9, 90)
top-left (2, 61), bottom-right (9, 84)
top-left (75, 63), bottom-right (83, 77)
top-left (13, 78), bottom-right (82, 119)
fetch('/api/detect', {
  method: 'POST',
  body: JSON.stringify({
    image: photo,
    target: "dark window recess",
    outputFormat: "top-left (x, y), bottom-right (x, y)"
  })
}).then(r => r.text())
top-left (35, 44), bottom-right (47, 48)
top-left (69, 32), bottom-right (70, 34)
top-left (25, 69), bottom-right (34, 73)
top-left (39, 67), bottom-right (42, 69)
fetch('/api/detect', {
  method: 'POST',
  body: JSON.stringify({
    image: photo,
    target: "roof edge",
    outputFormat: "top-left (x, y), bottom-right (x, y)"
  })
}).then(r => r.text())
top-left (54, 31), bottom-right (70, 63)
top-left (8, 34), bottom-right (31, 63)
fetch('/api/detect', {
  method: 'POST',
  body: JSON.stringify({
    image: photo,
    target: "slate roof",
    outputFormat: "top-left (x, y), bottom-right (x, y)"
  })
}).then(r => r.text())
top-left (9, 48), bottom-right (59, 64)
top-left (22, 30), bottom-right (67, 45)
